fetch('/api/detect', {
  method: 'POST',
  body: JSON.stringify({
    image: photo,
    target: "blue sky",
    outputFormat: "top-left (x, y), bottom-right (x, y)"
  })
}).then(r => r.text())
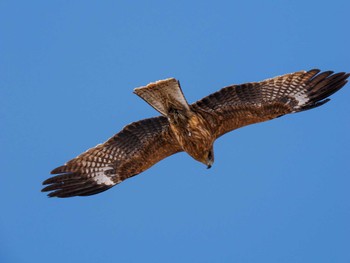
top-left (1, 0), bottom-right (350, 262)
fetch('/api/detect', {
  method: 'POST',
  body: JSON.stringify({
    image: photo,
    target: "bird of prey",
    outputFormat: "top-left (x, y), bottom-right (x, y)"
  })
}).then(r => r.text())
top-left (42, 69), bottom-right (349, 198)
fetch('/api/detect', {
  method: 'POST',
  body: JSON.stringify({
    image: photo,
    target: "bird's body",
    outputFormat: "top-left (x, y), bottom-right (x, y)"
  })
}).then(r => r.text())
top-left (168, 109), bottom-right (215, 166)
top-left (42, 69), bottom-right (349, 197)
top-left (134, 78), bottom-right (216, 166)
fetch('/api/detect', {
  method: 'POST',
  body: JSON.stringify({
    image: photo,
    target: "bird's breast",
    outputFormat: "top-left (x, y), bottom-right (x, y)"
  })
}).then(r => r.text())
top-left (169, 113), bottom-right (214, 155)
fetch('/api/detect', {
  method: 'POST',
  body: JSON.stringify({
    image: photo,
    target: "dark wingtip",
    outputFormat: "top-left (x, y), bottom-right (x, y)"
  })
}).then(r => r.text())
top-left (42, 168), bottom-right (115, 198)
top-left (42, 182), bottom-right (113, 198)
top-left (308, 68), bottom-right (321, 74)
top-left (50, 165), bottom-right (66, 174)
top-left (298, 70), bottom-right (349, 112)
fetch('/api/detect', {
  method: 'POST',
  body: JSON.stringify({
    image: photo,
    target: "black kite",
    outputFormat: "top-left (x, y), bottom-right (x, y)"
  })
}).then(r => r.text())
top-left (42, 69), bottom-right (349, 197)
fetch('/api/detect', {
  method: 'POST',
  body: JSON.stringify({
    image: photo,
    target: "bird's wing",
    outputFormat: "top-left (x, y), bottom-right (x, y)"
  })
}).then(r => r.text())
top-left (192, 69), bottom-right (349, 138)
top-left (42, 116), bottom-right (182, 198)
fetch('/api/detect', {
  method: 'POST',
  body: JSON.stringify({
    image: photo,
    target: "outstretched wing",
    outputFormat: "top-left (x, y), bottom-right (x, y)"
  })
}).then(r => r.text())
top-left (193, 69), bottom-right (349, 137)
top-left (42, 116), bottom-right (182, 198)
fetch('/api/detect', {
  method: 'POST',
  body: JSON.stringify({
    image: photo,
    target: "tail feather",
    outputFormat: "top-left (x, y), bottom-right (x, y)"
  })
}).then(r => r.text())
top-left (134, 78), bottom-right (190, 116)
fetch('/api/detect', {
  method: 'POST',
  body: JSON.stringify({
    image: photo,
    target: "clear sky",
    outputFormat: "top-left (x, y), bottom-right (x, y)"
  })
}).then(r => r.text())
top-left (1, 1), bottom-right (350, 262)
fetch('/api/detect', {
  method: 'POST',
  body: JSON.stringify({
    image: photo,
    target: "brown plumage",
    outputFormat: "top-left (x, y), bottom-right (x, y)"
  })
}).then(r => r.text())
top-left (42, 69), bottom-right (349, 197)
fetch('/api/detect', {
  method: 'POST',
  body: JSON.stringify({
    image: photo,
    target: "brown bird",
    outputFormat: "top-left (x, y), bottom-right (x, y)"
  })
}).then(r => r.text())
top-left (42, 69), bottom-right (349, 198)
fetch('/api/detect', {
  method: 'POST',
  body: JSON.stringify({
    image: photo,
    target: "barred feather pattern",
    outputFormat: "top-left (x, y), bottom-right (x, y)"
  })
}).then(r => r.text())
top-left (192, 69), bottom-right (349, 137)
top-left (42, 116), bottom-right (181, 197)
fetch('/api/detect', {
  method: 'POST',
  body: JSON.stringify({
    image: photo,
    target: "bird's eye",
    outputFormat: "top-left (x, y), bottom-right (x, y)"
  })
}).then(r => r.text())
top-left (208, 151), bottom-right (212, 159)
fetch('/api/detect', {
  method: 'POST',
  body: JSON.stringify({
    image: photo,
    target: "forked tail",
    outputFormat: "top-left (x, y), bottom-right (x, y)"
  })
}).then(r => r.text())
top-left (134, 78), bottom-right (190, 117)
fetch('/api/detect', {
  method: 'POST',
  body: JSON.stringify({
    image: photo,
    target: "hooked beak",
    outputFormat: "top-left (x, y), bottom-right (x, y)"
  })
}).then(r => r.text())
top-left (206, 149), bottom-right (214, 169)
top-left (206, 158), bottom-right (214, 169)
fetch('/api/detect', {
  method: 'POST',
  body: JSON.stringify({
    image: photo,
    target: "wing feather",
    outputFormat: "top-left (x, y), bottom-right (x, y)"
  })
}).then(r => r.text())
top-left (42, 116), bottom-right (182, 198)
top-left (192, 69), bottom-right (349, 137)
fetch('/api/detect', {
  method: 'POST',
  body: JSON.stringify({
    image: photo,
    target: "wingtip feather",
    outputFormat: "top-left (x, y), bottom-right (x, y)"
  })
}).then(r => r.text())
top-left (298, 70), bottom-right (349, 112)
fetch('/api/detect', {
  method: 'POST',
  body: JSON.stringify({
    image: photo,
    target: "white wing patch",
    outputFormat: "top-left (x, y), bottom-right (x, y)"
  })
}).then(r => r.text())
top-left (293, 92), bottom-right (309, 107)
top-left (93, 167), bottom-right (115, 185)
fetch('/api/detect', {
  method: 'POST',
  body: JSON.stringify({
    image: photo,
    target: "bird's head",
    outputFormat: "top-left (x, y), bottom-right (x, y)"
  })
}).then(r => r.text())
top-left (181, 134), bottom-right (215, 169)
top-left (193, 147), bottom-right (214, 169)
top-left (205, 148), bottom-right (214, 169)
